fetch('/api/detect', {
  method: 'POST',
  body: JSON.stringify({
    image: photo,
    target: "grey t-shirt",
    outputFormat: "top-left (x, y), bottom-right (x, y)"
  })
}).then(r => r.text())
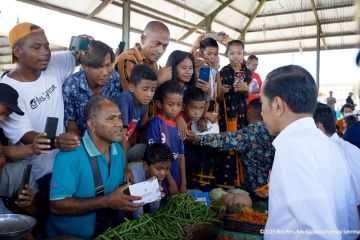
top-left (0, 161), bottom-right (38, 198)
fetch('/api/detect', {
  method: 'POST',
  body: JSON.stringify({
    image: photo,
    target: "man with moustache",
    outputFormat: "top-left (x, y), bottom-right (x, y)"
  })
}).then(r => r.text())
top-left (46, 96), bottom-right (142, 239)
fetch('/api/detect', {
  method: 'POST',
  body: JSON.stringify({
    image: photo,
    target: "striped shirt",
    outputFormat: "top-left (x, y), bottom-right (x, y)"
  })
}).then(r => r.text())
top-left (116, 43), bottom-right (158, 90)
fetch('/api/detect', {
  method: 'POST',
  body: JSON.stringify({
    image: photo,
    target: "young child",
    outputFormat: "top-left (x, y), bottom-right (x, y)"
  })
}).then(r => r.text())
top-left (146, 80), bottom-right (186, 193)
top-left (114, 64), bottom-right (157, 162)
top-left (189, 97), bottom-right (275, 193)
top-left (246, 55), bottom-right (262, 95)
top-left (181, 87), bottom-right (217, 191)
top-left (197, 37), bottom-right (219, 112)
top-left (216, 40), bottom-right (252, 188)
top-left (129, 143), bottom-right (177, 218)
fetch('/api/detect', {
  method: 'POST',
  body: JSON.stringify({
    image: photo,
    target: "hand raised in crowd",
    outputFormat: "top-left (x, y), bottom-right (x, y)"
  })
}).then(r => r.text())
top-left (220, 84), bottom-right (231, 95)
top-left (105, 183), bottom-right (142, 211)
top-left (233, 81), bottom-right (249, 92)
top-left (197, 117), bottom-right (208, 132)
top-left (16, 185), bottom-right (35, 208)
top-left (219, 31), bottom-right (231, 46)
top-left (191, 33), bottom-right (205, 53)
top-left (157, 66), bottom-right (172, 85)
top-left (196, 79), bottom-right (211, 94)
top-left (55, 132), bottom-right (80, 151)
top-left (31, 133), bottom-right (51, 155)
top-left (176, 115), bottom-right (188, 140)
top-left (186, 131), bottom-right (201, 145)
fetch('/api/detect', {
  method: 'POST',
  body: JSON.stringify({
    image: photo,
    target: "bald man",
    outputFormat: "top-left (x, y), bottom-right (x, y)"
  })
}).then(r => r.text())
top-left (116, 21), bottom-right (171, 91)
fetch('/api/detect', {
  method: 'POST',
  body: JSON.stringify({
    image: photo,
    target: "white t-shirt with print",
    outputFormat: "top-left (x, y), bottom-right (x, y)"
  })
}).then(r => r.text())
top-left (0, 51), bottom-right (75, 180)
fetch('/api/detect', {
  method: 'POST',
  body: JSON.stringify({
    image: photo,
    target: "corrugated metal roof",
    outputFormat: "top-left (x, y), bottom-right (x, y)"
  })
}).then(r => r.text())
top-left (0, 0), bottom-right (358, 70)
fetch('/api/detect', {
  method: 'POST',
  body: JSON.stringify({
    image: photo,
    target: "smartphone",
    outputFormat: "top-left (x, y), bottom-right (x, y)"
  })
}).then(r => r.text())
top-left (44, 117), bottom-right (59, 150)
top-left (204, 32), bottom-right (223, 41)
top-left (118, 41), bottom-right (125, 54)
top-left (69, 36), bottom-right (91, 52)
top-left (234, 71), bottom-right (245, 84)
top-left (18, 164), bottom-right (32, 196)
top-left (199, 66), bottom-right (211, 82)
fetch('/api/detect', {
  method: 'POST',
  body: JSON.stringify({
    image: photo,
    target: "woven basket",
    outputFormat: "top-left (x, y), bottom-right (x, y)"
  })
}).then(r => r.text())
top-left (223, 219), bottom-right (264, 235)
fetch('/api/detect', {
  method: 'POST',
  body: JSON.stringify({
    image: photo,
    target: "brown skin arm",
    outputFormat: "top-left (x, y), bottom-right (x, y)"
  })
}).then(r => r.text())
top-left (66, 121), bottom-right (81, 137)
top-left (5, 133), bottom-right (50, 161)
top-left (16, 185), bottom-right (40, 218)
top-left (165, 171), bottom-right (179, 195)
top-left (179, 154), bottom-right (187, 193)
top-left (50, 183), bottom-right (142, 215)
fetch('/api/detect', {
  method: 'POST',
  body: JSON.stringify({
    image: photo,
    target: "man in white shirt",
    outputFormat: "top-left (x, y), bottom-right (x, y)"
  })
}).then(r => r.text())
top-left (1, 22), bottom-right (81, 210)
top-left (313, 103), bottom-right (360, 217)
top-left (260, 65), bottom-right (359, 240)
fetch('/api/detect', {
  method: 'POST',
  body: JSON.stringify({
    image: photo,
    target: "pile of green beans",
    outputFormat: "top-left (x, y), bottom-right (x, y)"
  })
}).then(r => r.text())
top-left (96, 194), bottom-right (217, 240)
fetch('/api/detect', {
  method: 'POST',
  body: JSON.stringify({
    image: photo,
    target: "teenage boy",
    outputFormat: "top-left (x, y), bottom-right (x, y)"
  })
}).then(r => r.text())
top-left (63, 40), bottom-right (121, 137)
top-left (114, 64), bottom-right (157, 162)
top-left (1, 23), bottom-right (83, 208)
top-left (146, 80), bottom-right (186, 193)
top-left (189, 96), bottom-right (275, 192)
top-left (129, 143), bottom-right (177, 218)
top-left (260, 65), bottom-right (359, 240)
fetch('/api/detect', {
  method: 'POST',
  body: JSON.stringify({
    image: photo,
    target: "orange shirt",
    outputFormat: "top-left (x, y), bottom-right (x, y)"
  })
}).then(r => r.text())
top-left (116, 43), bottom-right (158, 90)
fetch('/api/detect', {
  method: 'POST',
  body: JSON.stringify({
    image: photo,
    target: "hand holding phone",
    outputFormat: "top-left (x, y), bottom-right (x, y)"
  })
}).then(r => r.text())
top-left (69, 36), bottom-right (91, 52)
top-left (18, 164), bottom-right (32, 197)
top-left (204, 32), bottom-right (224, 41)
top-left (44, 117), bottom-right (59, 150)
top-left (199, 66), bottom-right (211, 82)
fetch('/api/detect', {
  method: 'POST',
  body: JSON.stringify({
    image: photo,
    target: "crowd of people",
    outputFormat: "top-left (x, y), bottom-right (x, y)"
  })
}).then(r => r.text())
top-left (0, 20), bottom-right (359, 240)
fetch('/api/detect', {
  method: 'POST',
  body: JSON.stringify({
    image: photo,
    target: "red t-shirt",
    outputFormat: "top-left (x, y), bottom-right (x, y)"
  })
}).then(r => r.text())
top-left (252, 72), bottom-right (262, 88)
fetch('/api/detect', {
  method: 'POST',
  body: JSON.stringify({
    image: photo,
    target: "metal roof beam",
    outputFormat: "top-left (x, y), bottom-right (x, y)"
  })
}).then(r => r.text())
top-left (217, 0), bottom-right (250, 18)
top-left (310, 0), bottom-right (327, 49)
top-left (164, 0), bottom-right (242, 32)
top-left (257, 2), bottom-right (354, 18)
top-left (247, 17), bottom-right (354, 32)
top-left (129, 1), bottom-right (206, 31)
top-left (17, 0), bottom-right (193, 48)
top-left (241, 0), bottom-right (266, 41)
top-left (177, 0), bottom-right (235, 41)
top-left (87, 0), bottom-right (114, 18)
top-left (245, 31), bottom-right (358, 44)
top-left (248, 44), bottom-right (357, 56)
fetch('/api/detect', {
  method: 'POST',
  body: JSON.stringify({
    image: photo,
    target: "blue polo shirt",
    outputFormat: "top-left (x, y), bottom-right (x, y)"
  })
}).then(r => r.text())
top-left (45, 131), bottom-right (125, 239)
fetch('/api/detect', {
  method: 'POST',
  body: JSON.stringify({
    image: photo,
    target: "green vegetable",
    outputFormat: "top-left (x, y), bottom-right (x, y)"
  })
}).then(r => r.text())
top-left (95, 194), bottom-right (218, 240)
top-left (209, 188), bottom-right (228, 201)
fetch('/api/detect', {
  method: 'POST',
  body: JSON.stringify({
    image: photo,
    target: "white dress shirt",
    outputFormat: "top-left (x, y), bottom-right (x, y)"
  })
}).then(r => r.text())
top-left (265, 117), bottom-right (359, 240)
top-left (331, 133), bottom-right (360, 206)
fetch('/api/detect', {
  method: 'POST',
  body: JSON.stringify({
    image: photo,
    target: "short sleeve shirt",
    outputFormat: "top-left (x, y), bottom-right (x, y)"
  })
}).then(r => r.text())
top-left (63, 69), bottom-right (121, 136)
top-left (45, 130), bottom-right (125, 239)
top-left (146, 114), bottom-right (184, 186)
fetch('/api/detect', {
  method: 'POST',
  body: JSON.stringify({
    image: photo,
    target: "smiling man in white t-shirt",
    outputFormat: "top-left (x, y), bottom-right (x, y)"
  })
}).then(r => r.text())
top-left (260, 65), bottom-right (359, 240)
top-left (1, 22), bottom-right (83, 211)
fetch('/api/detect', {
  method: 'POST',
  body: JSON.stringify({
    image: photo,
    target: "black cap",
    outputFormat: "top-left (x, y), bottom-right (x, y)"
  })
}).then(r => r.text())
top-left (0, 83), bottom-right (24, 116)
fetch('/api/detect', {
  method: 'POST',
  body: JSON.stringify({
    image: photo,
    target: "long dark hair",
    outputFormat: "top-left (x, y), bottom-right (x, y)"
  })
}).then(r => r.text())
top-left (166, 50), bottom-right (196, 86)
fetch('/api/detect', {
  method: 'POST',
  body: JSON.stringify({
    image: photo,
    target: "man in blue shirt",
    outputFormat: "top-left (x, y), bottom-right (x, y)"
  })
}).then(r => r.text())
top-left (46, 96), bottom-right (141, 239)
top-left (63, 40), bottom-right (121, 137)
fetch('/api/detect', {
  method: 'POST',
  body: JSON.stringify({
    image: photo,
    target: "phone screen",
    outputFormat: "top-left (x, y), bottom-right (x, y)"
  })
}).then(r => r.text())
top-left (199, 66), bottom-right (211, 82)
top-left (44, 117), bottom-right (59, 149)
top-left (234, 71), bottom-right (245, 84)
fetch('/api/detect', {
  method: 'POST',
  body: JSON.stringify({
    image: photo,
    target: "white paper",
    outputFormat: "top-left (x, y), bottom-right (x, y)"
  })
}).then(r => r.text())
top-left (128, 178), bottom-right (162, 204)
top-left (191, 120), bottom-right (220, 135)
